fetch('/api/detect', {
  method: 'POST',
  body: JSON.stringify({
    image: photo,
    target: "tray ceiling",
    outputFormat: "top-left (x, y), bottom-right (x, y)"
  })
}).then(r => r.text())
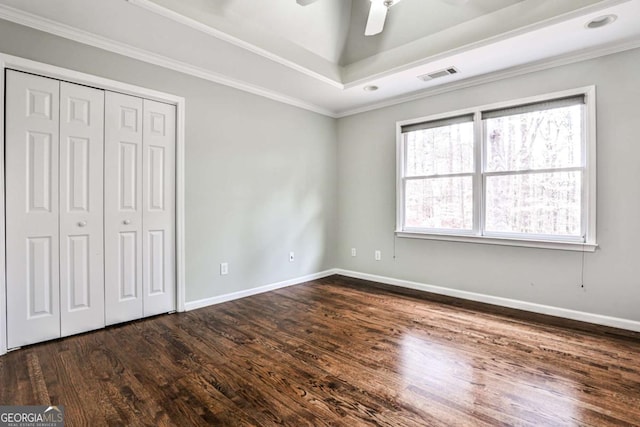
top-left (0, 0), bottom-right (638, 116)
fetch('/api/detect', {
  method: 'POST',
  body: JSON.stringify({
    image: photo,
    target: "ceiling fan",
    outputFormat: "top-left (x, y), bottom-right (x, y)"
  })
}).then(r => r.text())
top-left (297, 0), bottom-right (469, 36)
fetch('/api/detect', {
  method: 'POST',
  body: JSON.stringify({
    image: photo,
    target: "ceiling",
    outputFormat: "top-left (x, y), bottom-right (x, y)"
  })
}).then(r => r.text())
top-left (0, 0), bottom-right (638, 117)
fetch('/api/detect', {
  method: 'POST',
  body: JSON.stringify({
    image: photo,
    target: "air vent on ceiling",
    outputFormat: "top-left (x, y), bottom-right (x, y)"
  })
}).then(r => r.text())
top-left (417, 67), bottom-right (459, 82)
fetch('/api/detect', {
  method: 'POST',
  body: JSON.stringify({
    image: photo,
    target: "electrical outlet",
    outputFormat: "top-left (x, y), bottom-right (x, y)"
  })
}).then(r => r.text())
top-left (351, 248), bottom-right (357, 257)
top-left (375, 250), bottom-right (381, 261)
top-left (220, 262), bottom-right (228, 275)
top-left (289, 252), bottom-right (295, 262)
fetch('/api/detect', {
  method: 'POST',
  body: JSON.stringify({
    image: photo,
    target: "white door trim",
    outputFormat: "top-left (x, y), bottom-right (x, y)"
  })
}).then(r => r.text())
top-left (0, 53), bottom-right (187, 355)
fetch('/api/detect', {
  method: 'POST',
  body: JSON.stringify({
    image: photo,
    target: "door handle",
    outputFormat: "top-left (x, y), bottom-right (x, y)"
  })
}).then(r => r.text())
top-left (77, 221), bottom-right (87, 227)
top-left (123, 219), bottom-right (131, 225)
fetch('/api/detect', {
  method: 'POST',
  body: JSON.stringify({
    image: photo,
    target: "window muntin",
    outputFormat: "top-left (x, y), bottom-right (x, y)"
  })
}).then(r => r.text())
top-left (397, 89), bottom-right (594, 248)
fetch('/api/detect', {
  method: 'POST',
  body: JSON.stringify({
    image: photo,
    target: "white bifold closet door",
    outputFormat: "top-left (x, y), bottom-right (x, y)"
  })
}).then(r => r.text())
top-left (5, 71), bottom-right (175, 347)
top-left (104, 92), bottom-right (143, 325)
top-left (59, 81), bottom-right (105, 337)
top-left (5, 70), bottom-right (105, 348)
top-left (141, 99), bottom-right (176, 318)
top-left (104, 92), bottom-right (175, 325)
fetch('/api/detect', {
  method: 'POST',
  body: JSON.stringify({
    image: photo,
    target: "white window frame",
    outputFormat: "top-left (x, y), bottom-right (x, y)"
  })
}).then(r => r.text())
top-left (396, 86), bottom-right (597, 252)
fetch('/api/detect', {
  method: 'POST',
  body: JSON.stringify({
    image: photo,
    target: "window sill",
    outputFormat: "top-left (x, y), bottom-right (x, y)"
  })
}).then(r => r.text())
top-left (395, 231), bottom-right (597, 252)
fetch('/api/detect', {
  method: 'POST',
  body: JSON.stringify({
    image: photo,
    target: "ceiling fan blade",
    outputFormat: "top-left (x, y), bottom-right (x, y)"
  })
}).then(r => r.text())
top-left (365, 1), bottom-right (388, 36)
top-left (296, 0), bottom-right (319, 5)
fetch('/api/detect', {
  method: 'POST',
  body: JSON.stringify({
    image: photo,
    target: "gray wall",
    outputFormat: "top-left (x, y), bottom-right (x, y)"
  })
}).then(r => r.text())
top-left (0, 19), bottom-right (338, 303)
top-left (2, 18), bottom-right (639, 324)
top-left (336, 47), bottom-right (640, 322)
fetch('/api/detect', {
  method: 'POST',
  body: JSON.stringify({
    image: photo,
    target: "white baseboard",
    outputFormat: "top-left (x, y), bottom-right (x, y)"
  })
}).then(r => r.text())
top-left (335, 269), bottom-right (640, 333)
top-left (3, 267), bottom-right (637, 357)
top-left (184, 268), bottom-right (640, 333)
top-left (184, 269), bottom-right (338, 311)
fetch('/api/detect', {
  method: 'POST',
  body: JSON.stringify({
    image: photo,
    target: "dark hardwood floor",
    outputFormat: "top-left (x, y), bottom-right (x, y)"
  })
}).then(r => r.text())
top-left (1, 275), bottom-right (640, 426)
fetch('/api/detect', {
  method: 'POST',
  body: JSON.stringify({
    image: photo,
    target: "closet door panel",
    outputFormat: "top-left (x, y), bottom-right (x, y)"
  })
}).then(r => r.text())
top-left (5, 70), bottom-right (61, 348)
top-left (142, 100), bottom-right (176, 317)
top-left (59, 82), bottom-right (105, 336)
top-left (105, 92), bottom-right (143, 325)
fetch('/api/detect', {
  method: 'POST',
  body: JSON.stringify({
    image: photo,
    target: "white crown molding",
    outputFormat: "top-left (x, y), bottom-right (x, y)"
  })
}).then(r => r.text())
top-left (336, 38), bottom-right (640, 118)
top-left (0, 2), bottom-right (638, 119)
top-left (335, 269), bottom-right (640, 333)
top-left (0, 4), bottom-right (337, 117)
top-left (130, 0), bottom-right (632, 91)
top-left (126, 0), bottom-right (345, 89)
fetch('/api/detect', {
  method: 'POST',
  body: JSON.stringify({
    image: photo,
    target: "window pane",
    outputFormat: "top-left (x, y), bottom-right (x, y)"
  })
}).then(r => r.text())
top-left (405, 177), bottom-right (473, 230)
top-left (485, 105), bottom-right (582, 172)
top-left (406, 121), bottom-right (474, 176)
top-left (485, 171), bottom-right (582, 236)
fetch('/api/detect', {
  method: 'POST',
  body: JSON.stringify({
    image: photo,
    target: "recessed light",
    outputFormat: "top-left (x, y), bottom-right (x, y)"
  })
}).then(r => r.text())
top-left (363, 85), bottom-right (379, 92)
top-left (585, 14), bottom-right (617, 29)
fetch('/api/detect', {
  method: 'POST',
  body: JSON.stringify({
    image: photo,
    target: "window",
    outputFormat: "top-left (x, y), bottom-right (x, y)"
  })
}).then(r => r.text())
top-left (396, 88), bottom-right (596, 251)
